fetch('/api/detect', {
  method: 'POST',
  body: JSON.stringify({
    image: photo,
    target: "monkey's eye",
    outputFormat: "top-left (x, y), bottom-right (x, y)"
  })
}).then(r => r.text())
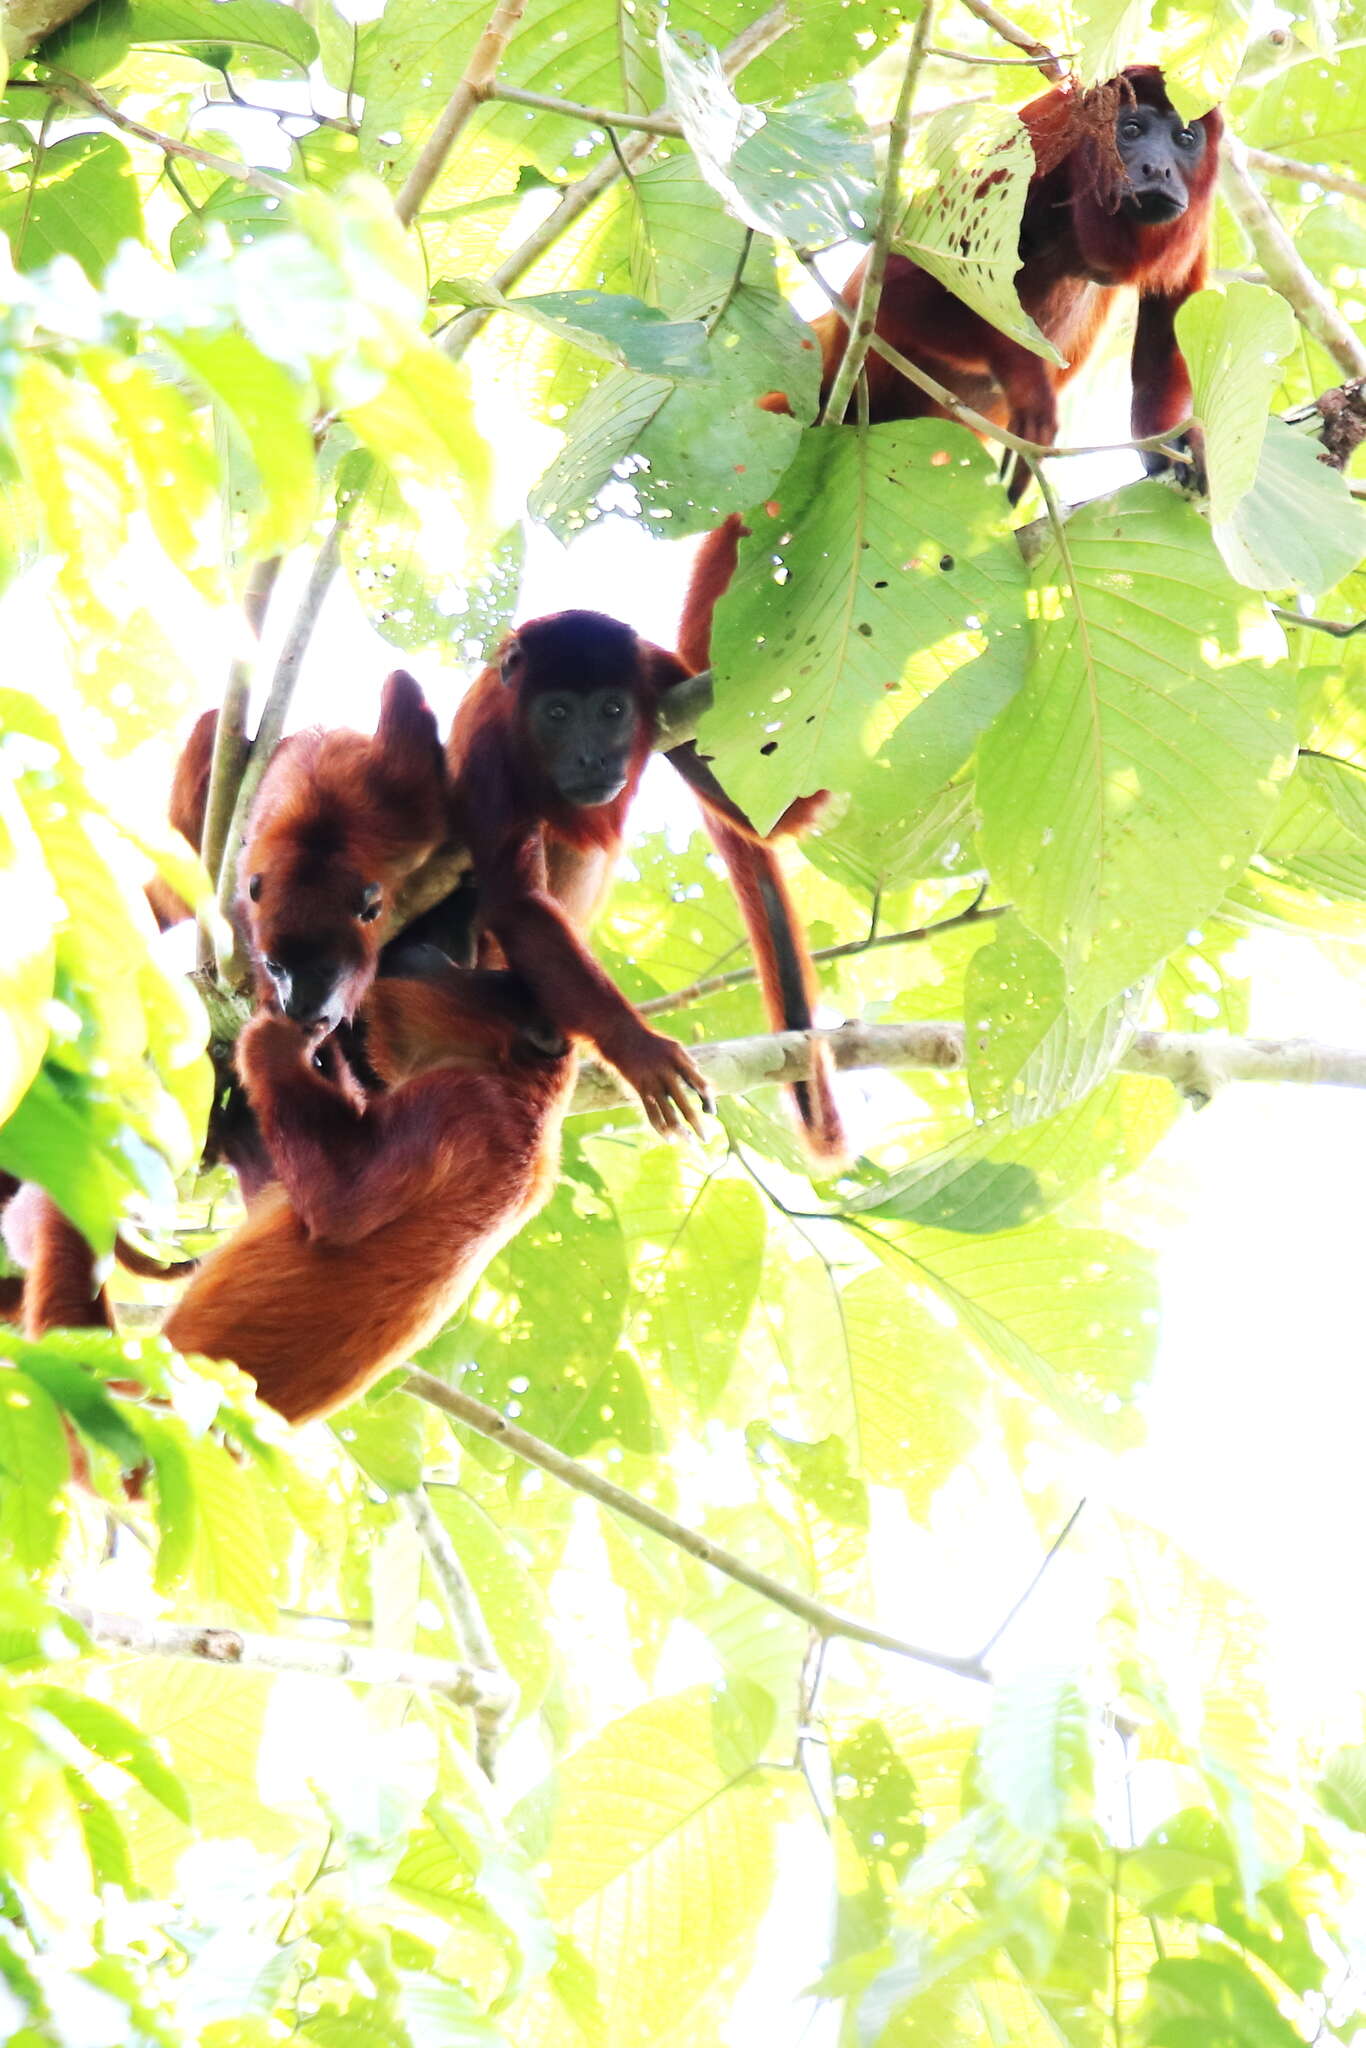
top-left (1176, 127), bottom-right (1198, 146)
top-left (358, 884), bottom-right (383, 923)
top-left (1120, 119), bottom-right (1142, 138)
top-left (544, 701), bottom-right (570, 722)
top-left (263, 957), bottom-right (284, 979)
top-left (247, 873), bottom-right (263, 903)
top-left (601, 698), bottom-right (625, 719)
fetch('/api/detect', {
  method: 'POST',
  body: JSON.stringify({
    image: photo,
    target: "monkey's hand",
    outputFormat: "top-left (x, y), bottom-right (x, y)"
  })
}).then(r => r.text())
top-left (603, 1025), bottom-right (714, 1140)
top-left (1140, 422), bottom-right (1206, 494)
top-left (235, 1011), bottom-right (312, 1093)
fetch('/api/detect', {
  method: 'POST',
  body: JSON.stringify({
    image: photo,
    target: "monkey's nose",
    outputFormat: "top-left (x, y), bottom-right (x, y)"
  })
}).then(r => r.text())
top-left (281, 968), bottom-right (338, 1027)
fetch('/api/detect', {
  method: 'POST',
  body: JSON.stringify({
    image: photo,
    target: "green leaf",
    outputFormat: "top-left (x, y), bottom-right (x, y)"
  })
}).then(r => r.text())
top-left (60, 1764), bottom-right (133, 1890)
top-left (978, 1667), bottom-right (1092, 1845)
top-left (964, 916), bottom-right (1143, 1126)
top-left (661, 34), bottom-right (876, 246)
top-left (79, 348), bottom-right (219, 575)
top-left (334, 1389), bottom-right (426, 1495)
top-left (1152, 0), bottom-right (1254, 116)
top-left (531, 279), bottom-right (813, 541)
top-left (1177, 283), bottom-right (1295, 523)
top-left (977, 486), bottom-right (1296, 1015)
top-left (0, 134), bottom-right (143, 281)
top-left (0, 765), bottom-right (56, 1125)
top-left (0, 1370), bottom-right (68, 1574)
top-left (1319, 1743), bottom-right (1366, 1831)
top-left (632, 1164), bottom-right (765, 1411)
top-left (896, 102), bottom-right (1058, 363)
top-left (467, 287), bottom-right (711, 382)
top-left (160, 328), bottom-right (316, 557)
top-left (343, 341), bottom-right (493, 557)
top-left (49, 0), bottom-right (318, 80)
top-left (698, 419), bottom-right (1029, 837)
top-left (426, 1488), bottom-right (553, 1719)
top-left (1213, 417), bottom-right (1366, 597)
top-left (1139, 1953), bottom-right (1304, 2046)
top-left (515, 1688), bottom-right (785, 2041)
top-left (27, 1687), bottom-right (192, 1821)
top-left (835, 1267), bottom-right (980, 1515)
top-left (1241, 44), bottom-right (1366, 177)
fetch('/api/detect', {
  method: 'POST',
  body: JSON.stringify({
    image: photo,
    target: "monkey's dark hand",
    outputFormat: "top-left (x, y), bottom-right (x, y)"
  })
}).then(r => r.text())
top-left (1140, 422), bottom-right (1207, 494)
top-left (236, 1011), bottom-right (312, 1091)
top-left (605, 1025), bottom-right (714, 1140)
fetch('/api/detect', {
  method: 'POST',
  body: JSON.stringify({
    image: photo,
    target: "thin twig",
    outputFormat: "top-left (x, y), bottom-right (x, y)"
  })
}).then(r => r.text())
top-left (822, 1), bottom-right (934, 427)
top-left (490, 83), bottom-right (683, 136)
top-left (214, 507), bottom-right (354, 975)
top-left (197, 555), bottom-right (281, 973)
top-left (1244, 146), bottom-right (1366, 206)
top-left (400, 1487), bottom-right (516, 1774)
top-left (637, 900), bottom-right (1005, 1017)
top-left (1271, 607), bottom-right (1366, 639)
top-left (395, 0), bottom-right (531, 227)
top-left (952, 0), bottom-right (1065, 77)
top-left (973, 1498), bottom-right (1085, 1662)
top-left (1220, 136), bottom-right (1366, 380)
top-left (439, 4), bottom-right (792, 363)
top-left (404, 1370), bottom-right (991, 1682)
top-left (926, 41), bottom-right (1073, 65)
top-left (39, 69), bottom-right (296, 198)
top-left (61, 1601), bottom-right (514, 1713)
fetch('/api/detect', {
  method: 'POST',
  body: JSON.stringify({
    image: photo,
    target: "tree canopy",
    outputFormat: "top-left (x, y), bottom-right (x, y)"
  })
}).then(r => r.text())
top-left (3, 0), bottom-right (1366, 2043)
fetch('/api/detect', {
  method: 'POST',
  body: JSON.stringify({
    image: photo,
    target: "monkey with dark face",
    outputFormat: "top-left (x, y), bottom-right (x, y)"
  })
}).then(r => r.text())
top-left (445, 609), bottom-right (845, 1159)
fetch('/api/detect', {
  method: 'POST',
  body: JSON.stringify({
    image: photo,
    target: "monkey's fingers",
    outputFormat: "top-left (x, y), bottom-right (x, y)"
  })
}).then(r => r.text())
top-left (661, 1067), bottom-right (710, 1141)
top-left (672, 1051), bottom-right (714, 1125)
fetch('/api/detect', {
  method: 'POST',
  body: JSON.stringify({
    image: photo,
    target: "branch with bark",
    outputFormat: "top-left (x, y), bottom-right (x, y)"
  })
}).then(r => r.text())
top-left (1221, 136), bottom-right (1366, 380)
top-left (568, 1019), bottom-right (1366, 1120)
top-left (61, 1602), bottom-right (514, 1715)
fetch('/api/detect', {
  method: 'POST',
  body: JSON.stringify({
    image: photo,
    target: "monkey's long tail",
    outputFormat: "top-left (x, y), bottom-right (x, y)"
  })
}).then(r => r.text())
top-left (698, 813), bottom-right (848, 1169)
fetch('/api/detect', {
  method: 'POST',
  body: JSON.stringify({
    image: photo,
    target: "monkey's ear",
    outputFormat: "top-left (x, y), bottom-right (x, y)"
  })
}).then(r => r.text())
top-left (641, 644), bottom-right (692, 694)
top-left (376, 670), bottom-right (442, 778)
top-left (498, 635), bottom-right (524, 685)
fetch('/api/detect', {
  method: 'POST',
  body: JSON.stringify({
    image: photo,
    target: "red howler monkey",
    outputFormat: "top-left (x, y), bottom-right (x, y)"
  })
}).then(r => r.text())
top-left (163, 969), bottom-right (574, 1424)
top-left (679, 65), bottom-right (1222, 668)
top-left (447, 610), bottom-right (846, 1161)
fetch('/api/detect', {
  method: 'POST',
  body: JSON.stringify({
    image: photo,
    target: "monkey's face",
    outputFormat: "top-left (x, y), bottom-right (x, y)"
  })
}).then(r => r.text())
top-left (244, 866), bottom-right (385, 1036)
top-left (524, 685), bottom-right (641, 808)
top-left (1114, 101), bottom-right (1205, 223)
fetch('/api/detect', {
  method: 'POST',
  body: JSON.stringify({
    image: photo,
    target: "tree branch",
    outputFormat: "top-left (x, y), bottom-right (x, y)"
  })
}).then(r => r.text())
top-left (39, 69), bottom-right (297, 198)
top-left (637, 900), bottom-right (1005, 1016)
top-left (568, 1018), bottom-right (1366, 1118)
top-left (197, 556), bottom-right (281, 973)
top-left (399, 1486), bottom-right (515, 1773)
top-left (395, 0), bottom-right (531, 227)
top-left (822, 0), bottom-right (934, 426)
top-left (60, 1601), bottom-right (514, 1714)
top-left (404, 1369), bottom-right (991, 1682)
top-left (214, 508), bottom-right (353, 978)
top-left (1220, 136), bottom-right (1366, 380)
top-left (951, 0), bottom-right (1065, 78)
top-left (1244, 146), bottom-right (1366, 206)
top-left (489, 83), bottom-right (684, 136)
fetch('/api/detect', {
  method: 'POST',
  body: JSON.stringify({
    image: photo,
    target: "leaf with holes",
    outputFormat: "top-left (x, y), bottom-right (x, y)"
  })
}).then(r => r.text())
top-left (696, 419), bottom-right (1029, 838)
top-left (662, 31), bottom-right (876, 246)
top-left (977, 486), bottom-right (1296, 1017)
top-left (896, 102), bottom-right (1057, 363)
top-left (964, 915), bottom-right (1146, 1126)
top-left (530, 281), bottom-right (815, 540)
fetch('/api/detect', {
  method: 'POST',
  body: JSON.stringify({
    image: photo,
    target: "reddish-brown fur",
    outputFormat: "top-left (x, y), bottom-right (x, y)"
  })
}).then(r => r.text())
top-left (449, 610), bottom-right (845, 1160)
top-left (240, 670), bottom-right (449, 1031)
top-left (681, 66), bottom-right (1221, 653)
top-left (163, 972), bottom-right (575, 1423)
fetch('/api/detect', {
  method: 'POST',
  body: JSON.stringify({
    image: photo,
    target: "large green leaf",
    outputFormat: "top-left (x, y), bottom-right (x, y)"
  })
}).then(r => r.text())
top-left (896, 102), bottom-right (1055, 361)
top-left (530, 278), bottom-right (813, 540)
top-left (511, 1689), bottom-right (785, 2045)
top-left (0, 134), bottom-right (143, 281)
top-left (1177, 282), bottom-right (1295, 524)
top-left (160, 328), bottom-right (316, 557)
top-left (964, 916), bottom-right (1145, 1126)
top-left (46, 0), bottom-right (318, 82)
top-left (629, 1158), bottom-right (766, 1412)
top-left (977, 486), bottom-right (1295, 1015)
top-left (0, 766), bottom-right (56, 1127)
top-left (1241, 45), bottom-right (1366, 176)
top-left (698, 418), bottom-right (1029, 837)
top-left (1213, 417), bottom-right (1366, 597)
top-left (661, 33), bottom-right (876, 246)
